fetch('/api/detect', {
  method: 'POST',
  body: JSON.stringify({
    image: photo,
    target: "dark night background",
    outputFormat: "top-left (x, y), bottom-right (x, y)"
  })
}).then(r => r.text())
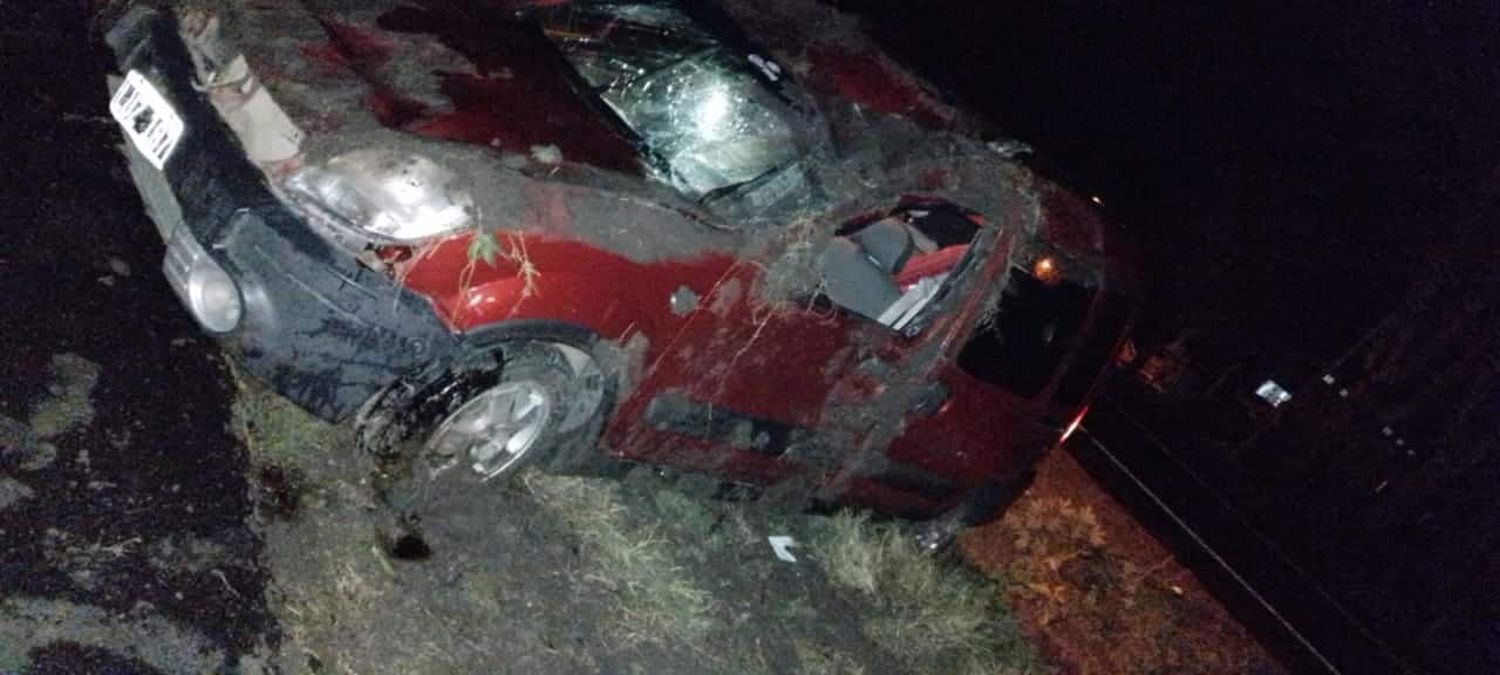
top-left (843, 1), bottom-right (1500, 672)
top-left (847, 0), bottom-right (1498, 370)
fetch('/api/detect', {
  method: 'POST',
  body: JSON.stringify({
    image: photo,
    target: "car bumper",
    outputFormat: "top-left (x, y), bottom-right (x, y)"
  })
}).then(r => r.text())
top-left (105, 7), bottom-right (456, 420)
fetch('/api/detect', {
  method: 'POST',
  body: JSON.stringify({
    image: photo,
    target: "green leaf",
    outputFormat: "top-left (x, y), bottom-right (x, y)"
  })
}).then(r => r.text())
top-left (467, 231), bottom-right (500, 267)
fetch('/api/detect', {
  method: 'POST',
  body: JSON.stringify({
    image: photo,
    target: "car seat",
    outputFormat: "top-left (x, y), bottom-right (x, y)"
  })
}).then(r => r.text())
top-left (850, 218), bottom-right (915, 273)
top-left (816, 238), bottom-right (901, 321)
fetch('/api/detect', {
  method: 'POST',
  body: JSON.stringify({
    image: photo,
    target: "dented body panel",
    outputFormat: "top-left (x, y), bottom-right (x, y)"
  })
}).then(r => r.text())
top-left (103, 0), bottom-right (1142, 520)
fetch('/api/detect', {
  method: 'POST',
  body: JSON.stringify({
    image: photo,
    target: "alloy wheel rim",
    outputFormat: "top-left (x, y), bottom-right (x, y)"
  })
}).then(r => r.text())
top-left (425, 380), bottom-right (554, 480)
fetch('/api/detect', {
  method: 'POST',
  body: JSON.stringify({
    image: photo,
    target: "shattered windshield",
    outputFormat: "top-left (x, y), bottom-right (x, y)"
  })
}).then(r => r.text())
top-left (538, 2), bottom-right (800, 197)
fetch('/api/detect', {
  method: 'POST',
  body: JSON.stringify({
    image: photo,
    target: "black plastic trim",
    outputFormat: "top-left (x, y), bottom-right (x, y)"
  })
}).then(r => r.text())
top-left (105, 8), bottom-right (458, 420)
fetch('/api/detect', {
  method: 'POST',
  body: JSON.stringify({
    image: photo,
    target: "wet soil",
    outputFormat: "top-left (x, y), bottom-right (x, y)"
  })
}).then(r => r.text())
top-left (2, 7), bottom-right (276, 670)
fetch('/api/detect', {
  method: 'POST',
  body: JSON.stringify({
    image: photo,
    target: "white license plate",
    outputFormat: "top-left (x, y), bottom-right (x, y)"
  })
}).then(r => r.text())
top-left (110, 70), bottom-right (185, 170)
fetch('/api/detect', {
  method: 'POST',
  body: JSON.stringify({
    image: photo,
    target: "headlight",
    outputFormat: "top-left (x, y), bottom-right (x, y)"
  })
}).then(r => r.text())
top-left (284, 148), bottom-right (474, 243)
top-left (163, 228), bottom-right (243, 333)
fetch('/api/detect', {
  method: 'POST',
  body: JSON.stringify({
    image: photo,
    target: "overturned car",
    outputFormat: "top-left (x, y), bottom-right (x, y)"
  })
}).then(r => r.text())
top-left (102, 0), bottom-right (1140, 530)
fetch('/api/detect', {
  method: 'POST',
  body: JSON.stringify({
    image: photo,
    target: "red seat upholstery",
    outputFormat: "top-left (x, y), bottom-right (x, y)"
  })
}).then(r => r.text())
top-left (895, 245), bottom-right (968, 289)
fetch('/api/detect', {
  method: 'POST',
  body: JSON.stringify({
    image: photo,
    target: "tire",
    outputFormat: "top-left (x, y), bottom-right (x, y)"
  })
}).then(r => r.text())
top-left (357, 338), bottom-right (615, 515)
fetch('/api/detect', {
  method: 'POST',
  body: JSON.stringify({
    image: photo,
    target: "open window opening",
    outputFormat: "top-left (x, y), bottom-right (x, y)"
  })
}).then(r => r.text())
top-left (815, 201), bottom-right (980, 333)
top-left (957, 254), bottom-right (1099, 398)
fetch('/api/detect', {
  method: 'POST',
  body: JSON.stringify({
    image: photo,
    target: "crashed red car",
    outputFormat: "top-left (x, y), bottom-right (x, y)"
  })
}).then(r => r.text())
top-left (102, 0), bottom-right (1140, 531)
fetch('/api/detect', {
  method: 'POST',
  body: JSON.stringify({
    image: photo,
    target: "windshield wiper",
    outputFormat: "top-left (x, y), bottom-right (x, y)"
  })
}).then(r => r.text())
top-left (696, 164), bottom-right (785, 205)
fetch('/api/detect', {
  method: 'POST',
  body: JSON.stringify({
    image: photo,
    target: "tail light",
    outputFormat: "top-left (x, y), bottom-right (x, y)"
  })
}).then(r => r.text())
top-left (1058, 405), bottom-right (1089, 445)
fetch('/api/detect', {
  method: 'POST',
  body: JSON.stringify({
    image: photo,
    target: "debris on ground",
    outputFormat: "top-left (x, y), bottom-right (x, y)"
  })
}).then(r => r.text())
top-left (107, 256), bottom-right (132, 277)
top-left (768, 534), bottom-right (799, 562)
top-left (529, 144), bottom-right (564, 165)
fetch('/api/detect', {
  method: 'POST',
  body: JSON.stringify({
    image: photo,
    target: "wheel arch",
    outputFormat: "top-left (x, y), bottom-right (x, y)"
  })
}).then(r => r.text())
top-left (458, 318), bottom-right (616, 355)
top-left (456, 319), bottom-right (633, 399)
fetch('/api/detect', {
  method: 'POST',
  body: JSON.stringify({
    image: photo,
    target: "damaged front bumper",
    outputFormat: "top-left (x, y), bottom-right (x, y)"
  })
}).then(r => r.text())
top-left (105, 8), bottom-right (456, 420)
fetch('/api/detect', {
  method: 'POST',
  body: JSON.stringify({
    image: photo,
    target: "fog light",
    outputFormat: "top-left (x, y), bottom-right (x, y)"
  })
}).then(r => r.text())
top-left (186, 258), bottom-right (243, 333)
top-left (163, 231), bottom-right (242, 333)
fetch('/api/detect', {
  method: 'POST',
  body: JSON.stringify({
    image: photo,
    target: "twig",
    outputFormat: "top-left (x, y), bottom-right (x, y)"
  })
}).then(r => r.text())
top-left (211, 568), bottom-right (241, 598)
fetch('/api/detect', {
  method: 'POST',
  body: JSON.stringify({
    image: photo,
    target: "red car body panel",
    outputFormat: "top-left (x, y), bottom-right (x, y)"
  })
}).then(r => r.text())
top-left (389, 194), bottom-right (1047, 510)
top-left (806, 48), bottom-right (954, 129)
top-left (295, 5), bottom-right (647, 172)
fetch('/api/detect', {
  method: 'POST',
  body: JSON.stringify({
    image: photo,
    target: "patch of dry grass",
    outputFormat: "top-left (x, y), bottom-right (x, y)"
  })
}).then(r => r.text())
top-left (523, 473), bottom-right (720, 649)
top-left (227, 368), bottom-right (343, 467)
top-left (986, 496), bottom-right (1107, 622)
top-left (793, 638), bottom-right (868, 675)
top-left (812, 511), bottom-right (1041, 675)
top-left (984, 494), bottom-right (1268, 672)
top-left (225, 378), bottom-right (1044, 673)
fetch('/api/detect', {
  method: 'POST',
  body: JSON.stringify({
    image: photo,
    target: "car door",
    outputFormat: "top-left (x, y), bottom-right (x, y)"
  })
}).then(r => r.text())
top-left (603, 233), bottom-right (872, 486)
top-left (813, 222), bottom-right (1022, 516)
top-left (609, 205), bottom-right (1012, 501)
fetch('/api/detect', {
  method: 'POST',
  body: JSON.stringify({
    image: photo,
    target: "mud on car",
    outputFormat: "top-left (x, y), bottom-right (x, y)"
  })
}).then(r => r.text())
top-left (101, 0), bottom-right (1140, 536)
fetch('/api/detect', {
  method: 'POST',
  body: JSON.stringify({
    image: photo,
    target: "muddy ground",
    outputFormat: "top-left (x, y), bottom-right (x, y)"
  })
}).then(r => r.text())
top-left (2, 19), bottom-right (275, 672)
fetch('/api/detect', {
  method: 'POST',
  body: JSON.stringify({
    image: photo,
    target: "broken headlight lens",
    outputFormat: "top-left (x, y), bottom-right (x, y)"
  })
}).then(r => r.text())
top-left (284, 149), bottom-right (474, 243)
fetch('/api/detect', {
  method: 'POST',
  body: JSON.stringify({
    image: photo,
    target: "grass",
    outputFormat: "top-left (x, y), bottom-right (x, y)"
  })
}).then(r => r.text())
top-left (227, 367), bottom-right (343, 467)
top-left (811, 511), bottom-right (1042, 675)
top-left (523, 473), bottom-right (721, 649)
top-left (793, 638), bottom-right (868, 675)
top-left (224, 376), bottom-right (1047, 672)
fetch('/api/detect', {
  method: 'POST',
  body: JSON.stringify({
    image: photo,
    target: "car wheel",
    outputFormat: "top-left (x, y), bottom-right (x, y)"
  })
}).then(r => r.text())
top-left (358, 340), bottom-right (613, 514)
